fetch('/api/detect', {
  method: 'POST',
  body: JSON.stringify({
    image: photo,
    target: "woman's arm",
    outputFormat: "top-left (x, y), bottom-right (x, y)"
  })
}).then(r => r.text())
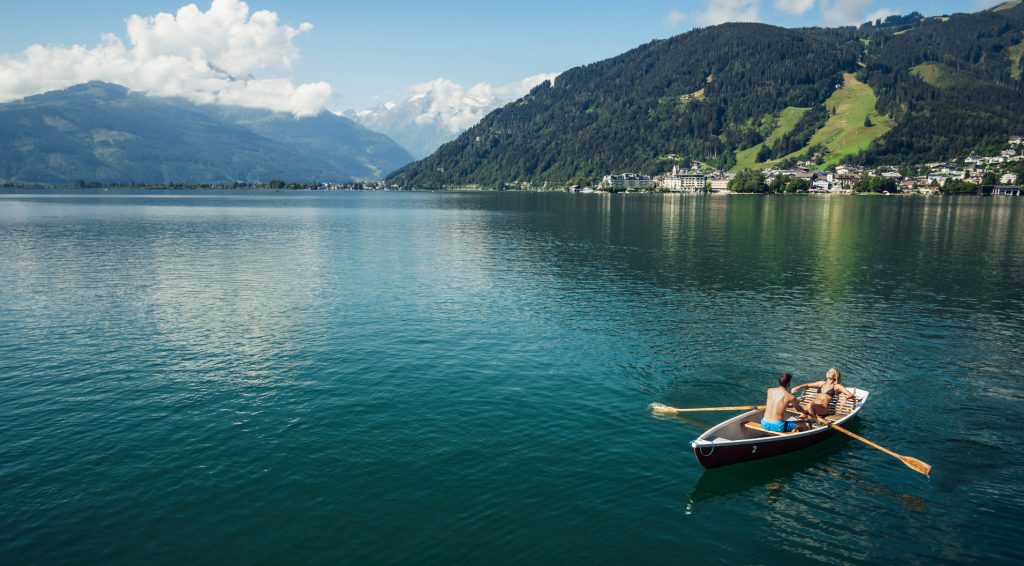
top-left (788, 397), bottom-right (815, 419)
top-left (791, 380), bottom-right (824, 394)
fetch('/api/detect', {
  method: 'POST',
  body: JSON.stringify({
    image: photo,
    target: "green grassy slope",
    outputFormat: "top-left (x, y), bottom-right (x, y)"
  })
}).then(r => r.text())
top-left (911, 62), bottom-right (992, 89)
top-left (806, 73), bottom-right (894, 167)
top-left (733, 74), bottom-right (892, 169)
top-left (1009, 42), bottom-right (1024, 80)
top-left (733, 106), bottom-right (809, 170)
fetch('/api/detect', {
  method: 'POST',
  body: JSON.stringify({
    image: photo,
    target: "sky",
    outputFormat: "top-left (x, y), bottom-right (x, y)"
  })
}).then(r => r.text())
top-left (0, 0), bottom-right (1009, 115)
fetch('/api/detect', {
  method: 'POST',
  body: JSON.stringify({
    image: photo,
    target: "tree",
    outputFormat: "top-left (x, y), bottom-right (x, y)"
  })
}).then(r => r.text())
top-left (941, 179), bottom-right (977, 194)
top-left (566, 175), bottom-right (590, 188)
top-left (864, 114), bottom-right (873, 127)
top-left (729, 169), bottom-right (767, 193)
top-left (786, 177), bottom-right (811, 192)
top-left (982, 171), bottom-right (999, 185)
top-left (853, 175), bottom-right (896, 193)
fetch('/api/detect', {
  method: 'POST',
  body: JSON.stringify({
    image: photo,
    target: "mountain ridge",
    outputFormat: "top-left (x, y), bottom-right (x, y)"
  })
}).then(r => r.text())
top-left (0, 82), bottom-right (413, 184)
top-left (390, 4), bottom-right (1024, 188)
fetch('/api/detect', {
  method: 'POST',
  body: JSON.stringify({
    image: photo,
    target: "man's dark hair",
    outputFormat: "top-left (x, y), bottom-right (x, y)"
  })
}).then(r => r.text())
top-left (778, 372), bottom-right (793, 387)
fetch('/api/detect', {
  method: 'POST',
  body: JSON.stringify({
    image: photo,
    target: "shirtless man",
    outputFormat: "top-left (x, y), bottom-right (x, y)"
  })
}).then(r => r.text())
top-left (761, 372), bottom-right (815, 433)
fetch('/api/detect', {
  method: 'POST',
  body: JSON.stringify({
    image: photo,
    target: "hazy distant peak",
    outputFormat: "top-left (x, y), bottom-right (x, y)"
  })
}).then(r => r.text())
top-left (0, 81), bottom-right (413, 184)
top-left (345, 72), bottom-right (558, 159)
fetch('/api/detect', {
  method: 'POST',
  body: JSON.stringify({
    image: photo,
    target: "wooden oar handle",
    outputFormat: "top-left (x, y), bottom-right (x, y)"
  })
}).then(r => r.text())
top-left (812, 415), bottom-right (932, 476)
top-left (650, 403), bottom-right (765, 414)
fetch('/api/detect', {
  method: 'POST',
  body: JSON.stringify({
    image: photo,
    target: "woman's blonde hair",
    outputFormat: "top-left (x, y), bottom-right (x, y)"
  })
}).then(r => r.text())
top-left (827, 367), bottom-right (842, 384)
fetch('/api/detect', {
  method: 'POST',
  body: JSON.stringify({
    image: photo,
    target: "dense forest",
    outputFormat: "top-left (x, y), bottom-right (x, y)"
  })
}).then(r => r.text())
top-left (390, 2), bottom-right (1024, 188)
top-left (390, 23), bottom-right (860, 187)
top-left (856, 6), bottom-right (1024, 164)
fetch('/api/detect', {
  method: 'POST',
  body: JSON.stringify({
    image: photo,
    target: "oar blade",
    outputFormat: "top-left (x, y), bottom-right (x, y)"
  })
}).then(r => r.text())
top-left (825, 421), bottom-right (932, 477)
top-left (901, 455), bottom-right (932, 476)
top-left (650, 403), bottom-right (762, 414)
top-left (649, 402), bottom-right (677, 414)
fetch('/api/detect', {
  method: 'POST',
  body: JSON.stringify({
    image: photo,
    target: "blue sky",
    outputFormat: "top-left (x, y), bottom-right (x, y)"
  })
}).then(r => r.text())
top-left (0, 0), bottom-right (1008, 112)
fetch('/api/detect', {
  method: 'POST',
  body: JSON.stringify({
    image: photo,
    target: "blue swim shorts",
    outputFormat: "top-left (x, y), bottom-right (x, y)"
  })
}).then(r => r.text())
top-left (761, 418), bottom-right (799, 432)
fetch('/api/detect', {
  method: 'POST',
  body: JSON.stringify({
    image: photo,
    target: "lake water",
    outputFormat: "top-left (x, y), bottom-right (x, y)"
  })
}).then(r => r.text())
top-left (1, 190), bottom-right (1022, 564)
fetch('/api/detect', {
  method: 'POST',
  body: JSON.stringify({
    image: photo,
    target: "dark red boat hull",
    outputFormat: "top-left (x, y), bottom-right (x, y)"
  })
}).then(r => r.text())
top-left (692, 427), bottom-right (840, 469)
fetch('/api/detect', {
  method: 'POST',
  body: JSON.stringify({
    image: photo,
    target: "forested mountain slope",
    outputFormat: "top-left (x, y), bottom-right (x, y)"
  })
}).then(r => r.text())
top-left (391, 3), bottom-right (1024, 187)
top-left (0, 82), bottom-right (413, 184)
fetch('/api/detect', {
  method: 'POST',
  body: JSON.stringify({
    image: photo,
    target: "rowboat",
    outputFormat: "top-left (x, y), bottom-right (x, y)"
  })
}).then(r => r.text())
top-left (690, 387), bottom-right (869, 469)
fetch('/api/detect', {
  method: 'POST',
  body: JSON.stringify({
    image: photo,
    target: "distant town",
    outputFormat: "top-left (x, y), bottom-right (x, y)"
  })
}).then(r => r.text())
top-left (578, 135), bottom-right (1024, 196)
top-left (4, 136), bottom-right (1022, 195)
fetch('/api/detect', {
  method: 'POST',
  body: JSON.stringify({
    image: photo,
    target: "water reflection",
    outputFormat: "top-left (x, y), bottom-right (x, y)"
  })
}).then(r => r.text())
top-left (686, 441), bottom-right (843, 506)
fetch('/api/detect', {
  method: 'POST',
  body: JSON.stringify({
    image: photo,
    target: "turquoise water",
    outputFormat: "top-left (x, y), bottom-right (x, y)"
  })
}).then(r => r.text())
top-left (1, 190), bottom-right (1022, 564)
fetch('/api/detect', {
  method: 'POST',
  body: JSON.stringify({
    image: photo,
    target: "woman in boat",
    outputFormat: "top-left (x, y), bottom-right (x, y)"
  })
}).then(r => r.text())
top-left (791, 367), bottom-right (857, 417)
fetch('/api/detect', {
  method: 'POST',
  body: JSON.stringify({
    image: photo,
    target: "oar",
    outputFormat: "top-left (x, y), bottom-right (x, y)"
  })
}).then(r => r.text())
top-left (813, 415), bottom-right (932, 476)
top-left (650, 402), bottom-right (765, 414)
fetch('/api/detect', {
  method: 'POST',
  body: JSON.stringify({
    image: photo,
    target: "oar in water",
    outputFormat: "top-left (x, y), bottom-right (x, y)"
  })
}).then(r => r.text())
top-left (650, 402), bottom-right (765, 414)
top-left (812, 415), bottom-right (932, 477)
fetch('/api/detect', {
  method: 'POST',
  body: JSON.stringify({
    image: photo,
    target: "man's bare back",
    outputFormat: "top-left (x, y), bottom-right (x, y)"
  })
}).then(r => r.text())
top-left (765, 386), bottom-right (804, 421)
top-left (761, 373), bottom-right (814, 433)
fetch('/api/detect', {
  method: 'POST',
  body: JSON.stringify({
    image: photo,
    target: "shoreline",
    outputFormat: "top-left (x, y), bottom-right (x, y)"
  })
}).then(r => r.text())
top-left (0, 185), bottom-right (1004, 197)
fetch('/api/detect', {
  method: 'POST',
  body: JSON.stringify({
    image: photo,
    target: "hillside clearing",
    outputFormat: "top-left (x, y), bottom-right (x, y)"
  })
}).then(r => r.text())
top-left (733, 106), bottom-right (809, 170)
top-left (1010, 42), bottom-right (1024, 80)
top-left (911, 62), bottom-right (989, 89)
top-left (802, 73), bottom-right (893, 168)
top-left (733, 73), bottom-right (892, 170)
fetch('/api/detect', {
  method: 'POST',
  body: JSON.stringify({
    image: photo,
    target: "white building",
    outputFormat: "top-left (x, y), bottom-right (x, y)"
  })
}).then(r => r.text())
top-left (602, 173), bottom-right (653, 191)
top-left (707, 175), bottom-right (732, 192)
top-left (811, 179), bottom-right (831, 192)
top-left (662, 173), bottom-right (707, 192)
top-left (830, 174), bottom-right (860, 191)
top-left (1001, 172), bottom-right (1020, 185)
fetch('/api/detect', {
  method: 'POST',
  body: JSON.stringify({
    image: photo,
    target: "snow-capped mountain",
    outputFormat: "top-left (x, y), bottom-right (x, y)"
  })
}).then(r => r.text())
top-left (344, 73), bottom-right (558, 159)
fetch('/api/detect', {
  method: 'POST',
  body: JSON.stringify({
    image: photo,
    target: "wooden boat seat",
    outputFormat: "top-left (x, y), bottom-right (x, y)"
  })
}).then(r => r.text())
top-left (798, 386), bottom-right (857, 422)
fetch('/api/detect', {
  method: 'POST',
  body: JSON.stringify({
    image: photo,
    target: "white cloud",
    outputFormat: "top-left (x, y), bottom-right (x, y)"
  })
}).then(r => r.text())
top-left (864, 8), bottom-right (900, 24)
top-left (696, 0), bottom-right (762, 25)
top-left (664, 10), bottom-right (688, 27)
top-left (667, 0), bottom-right (762, 28)
top-left (0, 0), bottom-right (330, 116)
top-left (408, 72), bottom-right (559, 133)
top-left (774, 0), bottom-right (816, 15)
top-left (822, 0), bottom-right (883, 26)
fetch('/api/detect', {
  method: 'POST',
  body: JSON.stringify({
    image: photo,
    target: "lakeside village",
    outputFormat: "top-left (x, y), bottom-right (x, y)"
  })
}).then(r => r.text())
top-left (7, 137), bottom-right (1024, 194)
top-left (575, 136), bottom-right (1024, 196)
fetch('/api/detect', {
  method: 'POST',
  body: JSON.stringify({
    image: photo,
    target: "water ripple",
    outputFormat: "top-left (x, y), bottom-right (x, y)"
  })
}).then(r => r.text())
top-left (1, 190), bottom-right (1022, 563)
